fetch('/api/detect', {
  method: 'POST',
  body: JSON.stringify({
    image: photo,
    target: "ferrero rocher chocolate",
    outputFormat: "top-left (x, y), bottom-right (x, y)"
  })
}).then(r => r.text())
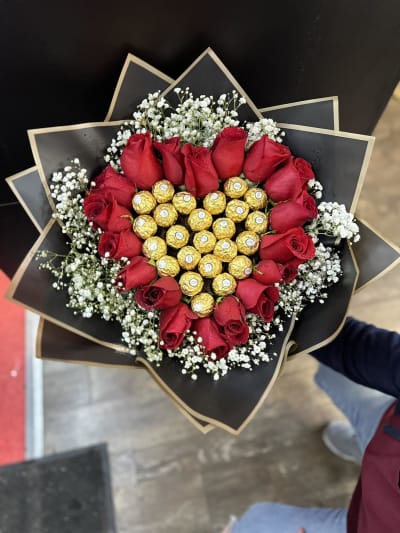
top-left (153, 203), bottom-right (178, 227)
top-left (236, 231), bottom-right (260, 255)
top-left (225, 199), bottom-right (249, 223)
top-left (212, 273), bottom-right (237, 296)
top-left (177, 246), bottom-right (201, 270)
top-left (212, 217), bottom-right (236, 240)
top-left (133, 215), bottom-right (158, 239)
top-left (191, 293), bottom-right (215, 317)
top-left (152, 180), bottom-right (175, 203)
top-left (193, 231), bottom-right (217, 254)
top-left (179, 272), bottom-right (204, 296)
top-left (156, 255), bottom-right (180, 277)
top-left (228, 255), bottom-right (254, 280)
top-left (214, 238), bottom-right (238, 262)
top-left (245, 211), bottom-right (269, 234)
top-left (188, 208), bottom-right (213, 231)
top-left (132, 190), bottom-right (157, 214)
top-left (166, 225), bottom-right (190, 249)
top-left (172, 191), bottom-right (197, 214)
top-left (244, 187), bottom-right (267, 210)
top-left (203, 191), bottom-right (226, 215)
top-left (142, 236), bottom-right (167, 260)
top-left (198, 254), bottom-right (223, 278)
top-left (224, 177), bottom-right (248, 199)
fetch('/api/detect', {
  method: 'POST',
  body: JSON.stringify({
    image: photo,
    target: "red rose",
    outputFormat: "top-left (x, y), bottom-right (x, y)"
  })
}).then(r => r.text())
top-left (98, 230), bottom-right (142, 259)
top-left (182, 144), bottom-right (219, 198)
top-left (252, 260), bottom-right (283, 285)
top-left (281, 258), bottom-right (303, 283)
top-left (93, 165), bottom-right (136, 208)
top-left (194, 318), bottom-right (232, 359)
top-left (294, 157), bottom-right (314, 182)
top-left (115, 256), bottom-right (157, 291)
top-left (211, 126), bottom-right (247, 180)
top-left (236, 279), bottom-right (279, 323)
top-left (214, 296), bottom-right (249, 345)
top-left (153, 137), bottom-right (184, 186)
top-left (135, 277), bottom-right (182, 310)
top-left (243, 136), bottom-right (291, 183)
top-left (264, 158), bottom-right (304, 202)
top-left (260, 227), bottom-right (316, 264)
top-left (159, 302), bottom-right (197, 350)
top-left (83, 192), bottom-right (132, 232)
top-left (269, 191), bottom-right (318, 233)
top-left (120, 132), bottom-right (163, 189)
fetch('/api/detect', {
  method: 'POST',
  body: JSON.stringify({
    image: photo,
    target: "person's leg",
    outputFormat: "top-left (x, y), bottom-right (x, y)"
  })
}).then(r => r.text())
top-left (314, 362), bottom-right (395, 452)
top-left (231, 502), bottom-right (346, 533)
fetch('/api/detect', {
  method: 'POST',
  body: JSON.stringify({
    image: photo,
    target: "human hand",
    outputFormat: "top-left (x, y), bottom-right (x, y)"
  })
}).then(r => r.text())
top-left (297, 529), bottom-right (306, 533)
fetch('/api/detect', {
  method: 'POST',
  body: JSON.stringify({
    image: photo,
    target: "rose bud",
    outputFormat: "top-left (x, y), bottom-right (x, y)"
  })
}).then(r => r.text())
top-left (153, 137), bottom-right (184, 186)
top-left (160, 302), bottom-right (197, 350)
top-left (269, 191), bottom-right (318, 233)
top-left (98, 230), bottom-right (142, 260)
top-left (83, 192), bottom-right (132, 232)
top-left (236, 279), bottom-right (280, 323)
top-left (260, 227), bottom-right (316, 264)
top-left (182, 143), bottom-right (219, 198)
top-left (115, 256), bottom-right (157, 291)
top-left (252, 260), bottom-right (283, 285)
top-left (294, 157), bottom-right (315, 183)
top-left (264, 158), bottom-right (304, 202)
top-left (194, 318), bottom-right (232, 359)
top-left (135, 277), bottom-right (182, 311)
top-left (211, 126), bottom-right (247, 180)
top-left (92, 165), bottom-right (136, 208)
top-left (120, 132), bottom-right (163, 189)
top-left (214, 296), bottom-right (249, 345)
top-left (243, 136), bottom-right (291, 183)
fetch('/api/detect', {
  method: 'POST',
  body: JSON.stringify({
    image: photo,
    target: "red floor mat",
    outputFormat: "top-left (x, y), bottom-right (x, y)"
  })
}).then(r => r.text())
top-left (0, 270), bottom-right (25, 465)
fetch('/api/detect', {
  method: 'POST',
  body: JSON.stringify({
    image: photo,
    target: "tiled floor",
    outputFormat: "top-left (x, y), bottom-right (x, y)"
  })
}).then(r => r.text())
top-left (43, 95), bottom-right (400, 533)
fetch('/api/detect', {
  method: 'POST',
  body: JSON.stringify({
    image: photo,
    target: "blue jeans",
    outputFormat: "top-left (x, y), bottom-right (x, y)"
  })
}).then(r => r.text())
top-left (231, 361), bottom-right (395, 533)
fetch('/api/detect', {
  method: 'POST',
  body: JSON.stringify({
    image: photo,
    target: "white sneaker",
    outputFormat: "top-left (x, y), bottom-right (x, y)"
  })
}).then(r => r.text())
top-left (322, 421), bottom-right (363, 465)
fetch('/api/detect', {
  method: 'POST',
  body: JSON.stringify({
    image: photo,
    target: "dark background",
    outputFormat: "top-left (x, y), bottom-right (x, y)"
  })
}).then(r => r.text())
top-left (1, 0), bottom-right (400, 275)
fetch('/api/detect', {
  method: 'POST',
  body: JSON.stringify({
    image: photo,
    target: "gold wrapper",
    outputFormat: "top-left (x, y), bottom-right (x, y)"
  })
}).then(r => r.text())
top-left (244, 187), bottom-right (267, 210)
top-left (212, 273), bottom-right (237, 296)
top-left (133, 215), bottom-right (158, 239)
top-left (198, 254), bottom-right (223, 278)
top-left (193, 231), bottom-right (217, 254)
top-left (223, 177), bottom-right (248, 199)
top-left (214, 239), bottom-right (238, 262)
top-left (225, 199), bottom-right (249, 222)
top-left (152, 180), bottom-right (175, 203)
top-left (156, 255), bottom-right (180, 277)
top-left (179, 272), bottom-right (204, 296)
top-left (203, 191), bottom-right (226, 215)
top-left (142, 236), bottom-right (167, 260)
top-left (153, 203), bottom-right (178, 227)
top-left (236, 231), bottom-right (260, 255)
top-left (166, 225), bottom-right (190, 249)
top-left (188, 208), bottom-right (213, 231)
top-left (191, 293), bottom-right (215, 317)
top-left (172, 191), bottom-right (197, 214)
top-left (212, 217), bottom-right (236, 240)
top-left (177, 246), bottom-right (201, 270)
top-left (228, 255), bottom-right (254, 280)
top-left (132, 191), bottom-right (157, 214)
top-left (245, 211), bottom-right (269, 234)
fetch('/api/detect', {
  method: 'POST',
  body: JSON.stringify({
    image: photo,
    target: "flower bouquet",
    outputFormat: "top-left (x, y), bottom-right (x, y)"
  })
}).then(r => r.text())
top-left (6, 49), bottom-right (400, 433)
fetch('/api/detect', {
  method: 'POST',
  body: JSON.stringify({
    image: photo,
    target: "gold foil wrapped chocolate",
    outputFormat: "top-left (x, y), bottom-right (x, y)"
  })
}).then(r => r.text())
top-left (225, 199), bottom-right (249, 223)
top-left (198, 254), bottom-right (223, 278)
top-left (223, 177), bottom-right (248, 199)
top-left (193, 231), bottom-right (216, 254)
top-left (203, 191), bottom-right (226, 215)
top-left (142, 236), bottom-right (167, 260)
top-left (228, 255), bottom-right (253, 280)
top-left (245, 211), bottom-right (268, 234)
top-left (212, 273), bottom-right (237, 296)
top-left (172, 191), bottom-right (197, 214)
top-left (244, 187), bottom-right (267, 210)
top-left (179, 272), bottom-right (204, 296)
top-left (156, 255), bottom-right (180, 277)
top-left (132, 191), bottom-right (157, 214)
top-left (152, 180), bottom-right (175, 203)
top-left (191, 293), bottom-right (215, 317)
top-left (212, 217), bottom-right (236, 240)
top-left (214, 238), bottom-right (238, 262)
top-left (177, 246), bottom-right (201, 270)
top-left (236, 231), bottom-right (260, 256)
top-left (188, 208), bottom-right (213, 231)
top-left (133, 215), bottom-right (158, 239)
top-left (153, 203), bottom-right (178, 227)
top-left (166, 225), bottom-right (190, 249)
